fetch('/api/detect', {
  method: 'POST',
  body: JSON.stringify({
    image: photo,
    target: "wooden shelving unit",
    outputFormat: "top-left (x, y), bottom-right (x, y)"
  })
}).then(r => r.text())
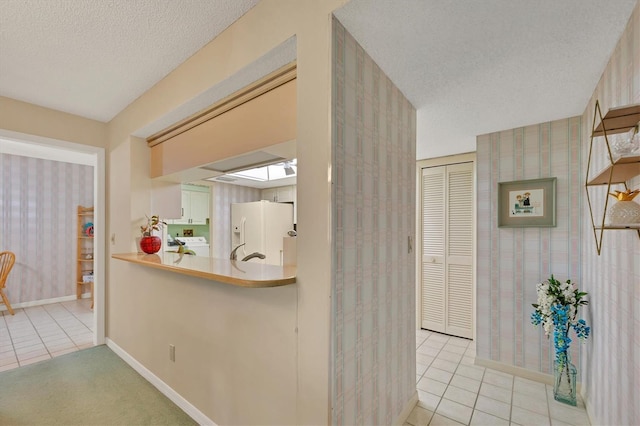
top-left (76, 205), bottom-right (94, 307)
top-left (585, 101), bottom-right (640, 255)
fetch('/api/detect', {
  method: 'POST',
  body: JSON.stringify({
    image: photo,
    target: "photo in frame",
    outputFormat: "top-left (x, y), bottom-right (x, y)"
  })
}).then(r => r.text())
top-left (498, 177), bottom-right (557, 227)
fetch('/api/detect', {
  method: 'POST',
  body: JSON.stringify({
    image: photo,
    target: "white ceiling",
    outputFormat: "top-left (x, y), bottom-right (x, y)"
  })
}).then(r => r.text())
top-left (0, 0), bottom-right (259, 122)
top-left (335, 0), bottom-right (638, 159)
top-left (0, 0), bottom-right (637, 161)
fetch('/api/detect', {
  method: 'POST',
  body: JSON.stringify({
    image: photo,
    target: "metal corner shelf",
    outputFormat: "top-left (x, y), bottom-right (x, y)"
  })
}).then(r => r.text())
top-left (585, 101), bottom-right (640, 255)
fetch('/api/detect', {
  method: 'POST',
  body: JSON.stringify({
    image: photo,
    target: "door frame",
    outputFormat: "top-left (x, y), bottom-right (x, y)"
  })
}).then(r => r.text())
top-left (0, 128), bottom-right (106, 345)
top-left (416, 152), bottom-right (476, 339)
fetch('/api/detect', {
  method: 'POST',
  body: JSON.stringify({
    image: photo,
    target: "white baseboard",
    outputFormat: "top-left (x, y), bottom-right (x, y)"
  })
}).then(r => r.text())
top-left (394, 390), bottom-right (418, 425)
top-left (474, 357), bottom-right (582, 393)
top-left (0, 294), bottom-right (89, 312)
top-left (581, 386), bottom-right (595, 425)
top-left (106, 338), bottom-right (215, 426)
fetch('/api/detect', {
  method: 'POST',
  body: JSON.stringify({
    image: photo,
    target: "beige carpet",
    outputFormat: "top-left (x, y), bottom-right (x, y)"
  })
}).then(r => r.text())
top-left (0, 345), bottom-right (197, 425)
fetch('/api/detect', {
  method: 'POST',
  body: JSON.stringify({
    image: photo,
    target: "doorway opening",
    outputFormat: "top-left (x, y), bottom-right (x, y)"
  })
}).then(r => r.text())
top-left (0, 130), bottom-right (106, 370)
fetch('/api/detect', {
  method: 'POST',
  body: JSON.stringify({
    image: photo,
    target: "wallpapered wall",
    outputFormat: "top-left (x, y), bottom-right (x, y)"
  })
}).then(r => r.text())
top-left (332, 17), bottom-right (416, 425)
top-left (0, 153), bottom-right (93, 304)
top-left (209, 182), bottom-right (260, 259)
top-left (476, 117), bottom-right (583, 374)
top-left (581, 3), bottom-right (639, 425)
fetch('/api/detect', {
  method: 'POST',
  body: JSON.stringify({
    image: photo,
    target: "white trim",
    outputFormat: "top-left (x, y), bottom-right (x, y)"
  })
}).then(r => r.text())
top-left (106, 338), bottom-right (216, 426)
top-left (474, 356), bottom-right (583, 393)
top-left (0, 294), bottom-right (84, 311)
top-left (393, 391), bottom-right (418, 425)
top-left (0, 130), bottom-right (100, 162)
top-left (93, 146), bottom-right (106, 346)
top-left (415, 162), bottom-right (422, 330)
top-left (581, 387), bottom-right (595, 425)
top-left (0, 129), bottom-right (106, 348)
top-left (416, 152), bottom-right (476, 169)
top-left (0, 137), bottom-right (94, 165)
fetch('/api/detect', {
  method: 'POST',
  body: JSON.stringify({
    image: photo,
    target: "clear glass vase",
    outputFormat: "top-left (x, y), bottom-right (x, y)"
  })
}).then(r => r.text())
top-left (554, 351), bottom-right (577, 406)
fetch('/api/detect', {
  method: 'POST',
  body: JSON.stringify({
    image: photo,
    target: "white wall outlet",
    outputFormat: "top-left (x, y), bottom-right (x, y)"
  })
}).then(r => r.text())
top-left (169, 344), bottom-right (175, 362)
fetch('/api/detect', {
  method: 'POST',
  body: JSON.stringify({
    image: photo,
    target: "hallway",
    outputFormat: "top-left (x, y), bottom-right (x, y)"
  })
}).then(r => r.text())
top-left (409, 329), bottom-right (590, 425)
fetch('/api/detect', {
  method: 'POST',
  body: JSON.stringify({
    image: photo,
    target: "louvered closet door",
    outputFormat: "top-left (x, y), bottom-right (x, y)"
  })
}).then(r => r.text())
top-left (421, 166), bottom-right (446, 333)
top-left (445, 163), bottom-right (474, 338)
top-left (421, 162), bottom-right (474, 339)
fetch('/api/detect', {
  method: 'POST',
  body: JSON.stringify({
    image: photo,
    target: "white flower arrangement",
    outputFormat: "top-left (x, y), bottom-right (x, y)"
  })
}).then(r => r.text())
top-left (531, 275), bottom-right (590, 343)
top-left (532, 275), bottom-right (590, 406)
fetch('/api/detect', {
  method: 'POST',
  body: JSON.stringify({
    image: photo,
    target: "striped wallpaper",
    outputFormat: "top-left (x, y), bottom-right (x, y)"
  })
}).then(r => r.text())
top-left (332, 17), bottom-right (417, 425)
top-left (477, 3), bottom-right (639, 424)
top-left (476, 117), bottom-right (583, 375)
top-left (0, 153), bottom-right (94, 304)
top-left (209, 182), bottom-right (261, 259)
top-left (581, 3), bottom-right (640, 425)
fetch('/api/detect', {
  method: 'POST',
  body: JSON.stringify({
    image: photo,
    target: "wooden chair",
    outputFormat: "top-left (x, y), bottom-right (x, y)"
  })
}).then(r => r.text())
top-left (0, 251), bottom-right (16, 315)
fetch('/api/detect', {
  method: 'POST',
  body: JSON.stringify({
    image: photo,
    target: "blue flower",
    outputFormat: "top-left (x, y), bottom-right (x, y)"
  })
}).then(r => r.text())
top-left (531, 311), bottom-right (543, 326)
top-left (531, 275), bottom-right (590, 362)
top-left (572, 319), bottom-right (591, 339)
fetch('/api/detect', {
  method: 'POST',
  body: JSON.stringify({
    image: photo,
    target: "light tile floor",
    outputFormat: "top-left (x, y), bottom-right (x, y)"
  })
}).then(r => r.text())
top-left (0, 299), bottom-right (94, 372)
top-left (407, 329), bottom-right (590, 426)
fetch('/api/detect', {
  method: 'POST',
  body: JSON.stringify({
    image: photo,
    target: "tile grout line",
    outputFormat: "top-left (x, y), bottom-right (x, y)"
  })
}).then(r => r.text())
top-left (420, 332), bottom-right (475, 425)
top-left (509, 373), bottom-right (515, 424)
top-left (0, 312), bottom-right (19, 367)
top-left (20, 306), bottom-right (53, 364)
top-left (42, 303), bottom-right (87, 350)
top-left (6, 310), bottom-right (40, 365)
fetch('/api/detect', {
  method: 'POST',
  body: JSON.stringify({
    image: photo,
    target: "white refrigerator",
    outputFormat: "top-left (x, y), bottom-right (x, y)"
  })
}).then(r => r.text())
top-left (231, 200), bottom-right (294, 265)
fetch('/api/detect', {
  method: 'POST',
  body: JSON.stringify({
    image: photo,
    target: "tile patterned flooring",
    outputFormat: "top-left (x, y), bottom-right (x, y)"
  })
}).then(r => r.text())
top-left (0, 299), bottom-right (94, 372)
top-left (407, 329), bottom-right (590, 426)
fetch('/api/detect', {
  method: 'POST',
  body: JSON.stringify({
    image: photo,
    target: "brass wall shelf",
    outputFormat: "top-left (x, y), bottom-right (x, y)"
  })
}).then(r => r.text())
top-left (586, 155), bottom-right (640, 186)
top-left (585, 101), bottom-right (640, 255)
top-left (595, 224), bottom-right (640, 230)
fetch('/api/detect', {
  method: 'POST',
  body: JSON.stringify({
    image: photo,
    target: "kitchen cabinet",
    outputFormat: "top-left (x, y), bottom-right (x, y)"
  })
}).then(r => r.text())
top-left (170, 188), bottom-right (210, 225)
top-left (585, 101), bottom-right (640, 255)
top-left (261, 185), bottom-right (296, 224)
top-left (261, 188), bottom-right (277, 203)
top-left (261, 185), bottom-right (295, 203)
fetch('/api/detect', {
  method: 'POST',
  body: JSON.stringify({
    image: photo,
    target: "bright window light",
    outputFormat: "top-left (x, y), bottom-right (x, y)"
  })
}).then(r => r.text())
top-left (226, 159), bottom-right (296, 182)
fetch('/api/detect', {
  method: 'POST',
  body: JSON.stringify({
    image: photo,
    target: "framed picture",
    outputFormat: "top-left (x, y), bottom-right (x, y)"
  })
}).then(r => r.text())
top-left (498, 177), bottom-right (557, 227)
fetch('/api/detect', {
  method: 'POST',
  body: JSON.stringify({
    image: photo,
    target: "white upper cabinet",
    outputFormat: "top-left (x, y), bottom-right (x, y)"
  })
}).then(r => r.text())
top-left (261, 185), bottom-right (295, 203)
top-left (170, 186), bottom-right (210, 225)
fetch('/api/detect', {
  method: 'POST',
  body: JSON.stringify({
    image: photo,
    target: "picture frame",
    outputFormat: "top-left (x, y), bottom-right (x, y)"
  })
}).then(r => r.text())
top-left (498, 177), bottom-right (557, 228)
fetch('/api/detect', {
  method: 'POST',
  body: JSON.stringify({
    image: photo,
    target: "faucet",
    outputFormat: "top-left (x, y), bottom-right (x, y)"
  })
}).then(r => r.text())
top-left (241, 252), bottom-right (266, 262)
top-left (230, 243), bottom-right (246, 260)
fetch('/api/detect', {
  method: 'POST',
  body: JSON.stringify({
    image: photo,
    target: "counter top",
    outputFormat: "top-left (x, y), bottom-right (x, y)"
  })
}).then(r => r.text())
top-left (112, 252), bottom-right (296, 288)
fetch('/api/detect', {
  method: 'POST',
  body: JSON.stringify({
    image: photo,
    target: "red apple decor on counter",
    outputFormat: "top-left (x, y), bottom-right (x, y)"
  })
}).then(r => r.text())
top-left (140, 235), bottom-right (162, 254)
top-left (139, 215), bottom-right (166, 254)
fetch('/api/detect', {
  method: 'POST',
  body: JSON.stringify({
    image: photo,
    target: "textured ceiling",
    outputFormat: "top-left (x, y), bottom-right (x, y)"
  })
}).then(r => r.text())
top-left (0, 0), bottom-right (637, 160)
top-left (335, 0), bottom-right (638, 159)
top-left (0, 0), bottom-right (259, 122)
